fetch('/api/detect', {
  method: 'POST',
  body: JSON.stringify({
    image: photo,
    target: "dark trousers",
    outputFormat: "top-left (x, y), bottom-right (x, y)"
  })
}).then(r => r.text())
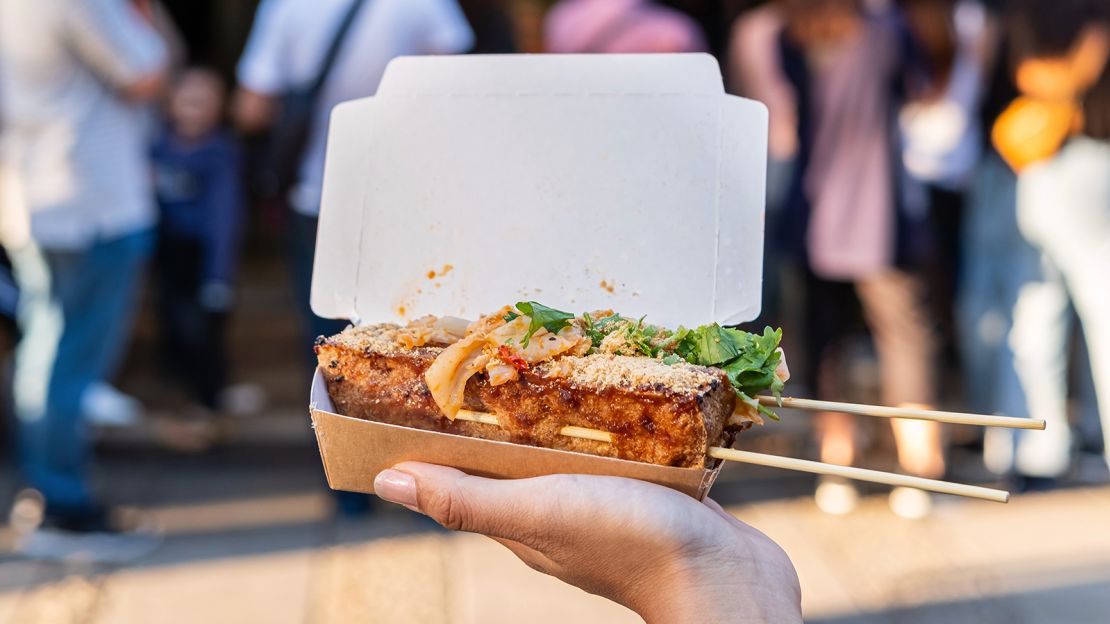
top-left (157, 235), bottom-right (227, 409)
top-left (289, 211), bottom-right (368, 515)
top-left (289, 212), bottom-right (347, 369)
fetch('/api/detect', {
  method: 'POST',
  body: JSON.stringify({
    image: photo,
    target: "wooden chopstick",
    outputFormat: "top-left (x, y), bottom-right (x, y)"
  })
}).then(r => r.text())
top-left (708, 447), bottom-right (1008, 503)
top-left (453, 410), bottom-right (1010, 503)
top-left (756, 396), bottom-right (1045, 430)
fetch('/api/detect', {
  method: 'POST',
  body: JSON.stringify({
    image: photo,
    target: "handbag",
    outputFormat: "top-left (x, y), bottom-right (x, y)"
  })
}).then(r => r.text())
top-left (992, 96), bottom-right (1080, 172)
top-left (261, 0), bottom-right (368, 201)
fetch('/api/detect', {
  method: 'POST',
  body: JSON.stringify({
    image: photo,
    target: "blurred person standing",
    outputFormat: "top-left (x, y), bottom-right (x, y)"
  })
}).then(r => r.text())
top-left (774, 0), bottom-right (944, 518)
top-left (729, 1), bottom-right (797, 209)
top-left (899, 0), bottom-right (989, 364)
top-left (991, 0), bottom-right (1110, 486)
top-left (727, 1), bottom-right (798, 332)
top-left (954, 4), bottom-right (1037, 463)
top-left (151, 68), bottom-right (244, 419)
top-left (234, 0), bottom-right (474, 366)
top-left (544, 0), bottom-right (708, 54)
top-left (0, 0), bottom-right (168, 530)
top-left (234, 0), bottom-right (473, 517)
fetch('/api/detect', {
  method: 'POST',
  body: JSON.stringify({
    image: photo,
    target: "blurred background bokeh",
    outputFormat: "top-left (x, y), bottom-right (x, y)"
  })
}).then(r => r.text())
top-left (1, 0), bottom-right (1109, 622)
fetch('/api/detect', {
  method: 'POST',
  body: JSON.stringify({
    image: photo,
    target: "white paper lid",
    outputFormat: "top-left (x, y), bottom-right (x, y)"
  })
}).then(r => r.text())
top-left (312, 54), bottom-right (767, 328)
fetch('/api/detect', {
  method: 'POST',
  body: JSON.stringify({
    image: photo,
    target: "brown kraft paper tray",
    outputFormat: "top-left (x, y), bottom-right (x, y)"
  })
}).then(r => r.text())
top-left (310, 369), bottom-right (723, 500)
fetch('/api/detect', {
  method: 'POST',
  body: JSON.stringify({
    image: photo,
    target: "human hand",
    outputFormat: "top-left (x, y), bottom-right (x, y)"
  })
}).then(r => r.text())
top-left (374, 463), bottom-right (802, 623)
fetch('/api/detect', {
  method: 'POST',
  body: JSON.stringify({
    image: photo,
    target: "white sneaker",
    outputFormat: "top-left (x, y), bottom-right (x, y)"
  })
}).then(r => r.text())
top-left (81, 382), bottom-right (144, 427)
top-left (218, 383), bottom-right (268, 417)
top-left (815, 476), bottom-right (859, 515)
top-left (15, 527), bottom-right (161, 564)
top-left (9, 488), bottom-right (46, 536)
top-left (889, 486), bottom-right (933, 519)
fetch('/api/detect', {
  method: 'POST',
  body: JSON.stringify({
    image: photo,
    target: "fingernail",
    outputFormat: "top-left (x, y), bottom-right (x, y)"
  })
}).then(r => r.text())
top-left (374, 469), bottom-right (418, 508)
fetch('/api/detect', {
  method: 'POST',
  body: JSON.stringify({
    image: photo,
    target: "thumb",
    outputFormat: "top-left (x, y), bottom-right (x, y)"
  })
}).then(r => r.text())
top-left (374, 462), bottom-right (555, 543)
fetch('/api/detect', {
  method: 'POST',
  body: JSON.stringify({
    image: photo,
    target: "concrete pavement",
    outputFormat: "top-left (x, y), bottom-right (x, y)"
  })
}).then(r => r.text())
top-left (2, 474), bottom-right (1109, 623)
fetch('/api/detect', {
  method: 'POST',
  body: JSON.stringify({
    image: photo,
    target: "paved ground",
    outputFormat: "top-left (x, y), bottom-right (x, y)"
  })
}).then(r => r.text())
top-left (1, 460), bottom-right (1108, 624)
top-left (2, 251), bottom-right (1107, 623)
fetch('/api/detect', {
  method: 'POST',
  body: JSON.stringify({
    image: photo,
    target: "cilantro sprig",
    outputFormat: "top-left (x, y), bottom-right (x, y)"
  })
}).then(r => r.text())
top-left (513, 301), bottom-right (575, 348)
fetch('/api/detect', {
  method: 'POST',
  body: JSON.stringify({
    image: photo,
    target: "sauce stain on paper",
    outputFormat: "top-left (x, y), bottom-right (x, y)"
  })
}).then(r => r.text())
top-left (426, 264), bottom-right (455, 280)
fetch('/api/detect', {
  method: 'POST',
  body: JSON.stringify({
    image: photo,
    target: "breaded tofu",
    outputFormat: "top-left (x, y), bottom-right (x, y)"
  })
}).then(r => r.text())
top-left (315, 324), bottom-right (739, 468)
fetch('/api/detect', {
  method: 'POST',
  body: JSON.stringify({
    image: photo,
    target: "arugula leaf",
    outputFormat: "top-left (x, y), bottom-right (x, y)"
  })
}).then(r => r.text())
top-left (515, 301), bottom-right (575, 348)
top-left (672, 324), bottom-right (784, 417)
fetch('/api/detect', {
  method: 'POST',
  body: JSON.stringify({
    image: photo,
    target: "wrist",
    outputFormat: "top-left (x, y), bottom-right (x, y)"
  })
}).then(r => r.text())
top-left (628, 537), bottom-right (802, 624)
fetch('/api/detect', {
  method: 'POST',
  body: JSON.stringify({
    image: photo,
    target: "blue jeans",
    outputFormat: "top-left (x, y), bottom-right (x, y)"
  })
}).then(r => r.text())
top-left (957, 153), bottom-right (1036, 420)
top-left (9, 230), bottom-right (153, 511)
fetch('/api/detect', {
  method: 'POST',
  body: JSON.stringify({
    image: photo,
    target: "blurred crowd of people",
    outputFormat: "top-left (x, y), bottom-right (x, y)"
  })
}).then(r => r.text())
top-left (727, 0), bottom-right (1110, 517)
top-left (0, 0), bottom-right (1108, 533)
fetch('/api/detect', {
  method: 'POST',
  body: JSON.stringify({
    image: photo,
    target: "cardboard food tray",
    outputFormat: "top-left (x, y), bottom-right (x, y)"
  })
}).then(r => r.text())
top-left (308, 54), bottom-right (768, 499)
top-left (310, 369), bottom-right (723, 499)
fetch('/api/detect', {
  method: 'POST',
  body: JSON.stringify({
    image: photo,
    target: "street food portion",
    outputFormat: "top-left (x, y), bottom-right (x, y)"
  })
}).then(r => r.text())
top-left (315, 302), bottom-right (789, 468)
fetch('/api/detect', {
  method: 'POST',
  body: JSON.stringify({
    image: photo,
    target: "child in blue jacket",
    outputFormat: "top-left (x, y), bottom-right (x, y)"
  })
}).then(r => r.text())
top-left (151, 68), bottom-right (244, 412)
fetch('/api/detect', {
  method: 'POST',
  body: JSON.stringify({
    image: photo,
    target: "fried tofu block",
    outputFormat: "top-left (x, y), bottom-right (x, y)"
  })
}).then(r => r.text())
top-left (316, 324), bottom-right (738, 468)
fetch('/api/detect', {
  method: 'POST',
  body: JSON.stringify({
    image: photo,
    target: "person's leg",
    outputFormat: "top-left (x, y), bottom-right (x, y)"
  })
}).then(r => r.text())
top-left (80, 229), bottom-right (154, 384)
top-left (289, 212), bottom-right (367, 515)
top-left (925, 184), bottom-right (963, 365)
top-left (981, 233), bottom-right (1043, 475)
top-left (803, 270), bottom-right (859, 466)
top-left (289, 212), bottom-right (347, 366)
top-left (1021, 138), bottom-right (1110, 473)
top-left (21, 230), bottom-right (154, 516)
top-left (855, 269), bottom-right (944, 479)
top-left (156, 233), bottom-right (189, 381)
top-left (803, 270), bottom-right (865, 514)
top-left (160, 236), bottom-right (223, 409)
top-left (957, 153), bottom-right (1018, 416)
top-left (1007, 259), bottom-right (1073, 477)
top-left (196, 309), bottom-right (229, 410)
top-left (8, 241), bottom-right (95, 512)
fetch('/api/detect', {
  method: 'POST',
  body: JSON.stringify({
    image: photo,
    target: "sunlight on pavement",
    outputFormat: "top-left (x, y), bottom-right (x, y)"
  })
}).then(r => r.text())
top-left (119, 492), bottom-right (332, 536)
top-left (2, 486), bottom-right (1109, 623)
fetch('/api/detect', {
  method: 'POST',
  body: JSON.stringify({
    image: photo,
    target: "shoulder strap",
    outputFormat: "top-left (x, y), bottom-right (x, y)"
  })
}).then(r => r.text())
top-left (308, 0), bottom-right (369, 95)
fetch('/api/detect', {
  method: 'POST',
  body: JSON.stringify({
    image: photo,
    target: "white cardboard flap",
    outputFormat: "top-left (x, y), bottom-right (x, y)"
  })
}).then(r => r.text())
top-left (313, 54), bottom-right (767, 327)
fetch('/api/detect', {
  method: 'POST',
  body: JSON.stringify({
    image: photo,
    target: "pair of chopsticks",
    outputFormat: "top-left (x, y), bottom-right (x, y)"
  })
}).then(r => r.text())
top-left (456, 398), bottom-right (1047, 504)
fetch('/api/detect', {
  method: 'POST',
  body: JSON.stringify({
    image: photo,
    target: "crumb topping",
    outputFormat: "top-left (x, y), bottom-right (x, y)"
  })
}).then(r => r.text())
top-left (323, 324), bottom-right (722, 396)
top-left (325, 323), bottom-right (408, 355)
top-left (536, 353), bottom-right (720, 395)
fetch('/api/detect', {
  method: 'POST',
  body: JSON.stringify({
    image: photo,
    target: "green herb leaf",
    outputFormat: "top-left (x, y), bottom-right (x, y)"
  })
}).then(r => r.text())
top-left (661, 353), bottom-right (684, 365)
top-left (515, 301), bottom-right (575, 348)
top-left (672, 325), bottom-right (784, 418)
top-left (503, 311), bottom-right (520, 322)
top-left (675, 323), bottom-right (743, 366)
top-left (584, 312), bottom-right (623, 348)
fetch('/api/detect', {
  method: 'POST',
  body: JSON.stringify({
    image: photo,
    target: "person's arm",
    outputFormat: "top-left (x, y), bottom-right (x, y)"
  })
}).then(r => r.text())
top-left (233, 0), bottom-right (289, 133)
top-left (63, 0), bottom-right (169, 103)
top-left (418, 0), bottom-right (476, 55)
top-left (374, 462), bottom-right (803, 623)
top-left (232, 90), bottom-right (278, 135)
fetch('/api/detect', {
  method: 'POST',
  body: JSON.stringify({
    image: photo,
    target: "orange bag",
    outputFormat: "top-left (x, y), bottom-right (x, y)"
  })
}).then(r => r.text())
top-left (991, 96), bottom-right (1080, 172)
